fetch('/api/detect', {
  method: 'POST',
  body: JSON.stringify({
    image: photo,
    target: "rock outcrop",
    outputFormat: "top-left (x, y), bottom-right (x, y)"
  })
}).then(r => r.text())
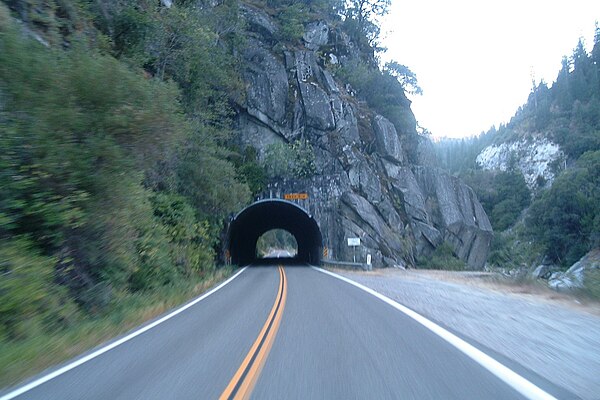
top-left (234, 3), bottom-right (493, 269)
top-left (476, 137), bottom-right (564, 190)
top-left (548, 249), bottom-right (600, 291)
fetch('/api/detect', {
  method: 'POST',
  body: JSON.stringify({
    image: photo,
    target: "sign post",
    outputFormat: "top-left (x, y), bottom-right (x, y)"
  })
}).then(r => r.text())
top-left (347, 237), bottom-right (360, 263)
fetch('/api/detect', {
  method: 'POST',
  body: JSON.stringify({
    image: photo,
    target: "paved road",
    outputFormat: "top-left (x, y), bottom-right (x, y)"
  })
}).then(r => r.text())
top-left (2, 265), bottom-right (561, 399)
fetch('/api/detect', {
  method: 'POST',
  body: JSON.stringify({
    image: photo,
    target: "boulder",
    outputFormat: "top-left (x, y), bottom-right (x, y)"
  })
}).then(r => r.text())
top-left (303, 21), bottom-right (329, 50)
top-left (476, 137), bottom-right (564, 190)
top-left (415, 136), bottom-right (437, 167)
top-left (548, 249), bottom-right (600, 291)
top-left (530, 264), bottom-right (560, 280)
top-left (373, 115), bottom-right (404, 164)
top-left (332, 101), bottom-right (360, 146)
top-left (548, 272), bottom-right (577, 292)
top-left (236, 113), bottom-right (284, 156)
top-left (298, 82), bottom-right (335, 131)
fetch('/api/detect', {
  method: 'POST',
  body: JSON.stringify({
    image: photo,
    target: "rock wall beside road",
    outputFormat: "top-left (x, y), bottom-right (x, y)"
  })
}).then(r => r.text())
top-left (234, 3), bottom-right (493, 269)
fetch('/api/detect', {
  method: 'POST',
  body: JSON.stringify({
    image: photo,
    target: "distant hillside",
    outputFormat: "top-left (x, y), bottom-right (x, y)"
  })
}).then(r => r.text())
top-left (433, 28), bottom-right (600, 268)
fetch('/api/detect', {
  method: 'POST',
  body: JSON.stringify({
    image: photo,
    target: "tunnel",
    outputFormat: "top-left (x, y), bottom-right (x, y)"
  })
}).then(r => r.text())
top-left (227, 199), bottom-right (322, 266)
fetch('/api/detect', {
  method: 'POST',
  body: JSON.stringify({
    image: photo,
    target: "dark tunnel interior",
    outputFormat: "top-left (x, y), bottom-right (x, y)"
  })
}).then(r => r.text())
top-left (227, 200), bottom-right (322, 266)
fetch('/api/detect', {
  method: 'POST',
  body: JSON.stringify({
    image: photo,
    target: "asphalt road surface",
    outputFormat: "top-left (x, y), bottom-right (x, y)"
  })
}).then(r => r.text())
top-left (1, 265), bottom-right (562, 400)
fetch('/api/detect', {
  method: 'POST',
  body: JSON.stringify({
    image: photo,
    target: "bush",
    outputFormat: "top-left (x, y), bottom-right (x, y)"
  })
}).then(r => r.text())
top-left (417, 242), bottom-right (467, 271)
top-left (337, 60), bottom-right (417, 136)
top-left (461, 169), bottom-right (530, 231)
top-left (262, 140), bottom-right (317, 179)
top-left (0, 238), bottom-right (79, 340)
top-left (276, 4), bottom-right (309, 43)
top-left (527, 151), bottom-right (600, 266)
top-left (582, 269), bottom-right (600, 300)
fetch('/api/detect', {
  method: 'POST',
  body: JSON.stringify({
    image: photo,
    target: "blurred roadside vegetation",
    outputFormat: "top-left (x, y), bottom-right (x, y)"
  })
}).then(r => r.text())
top-left (416, 242), bottom-right (467, 271)
top-left (0, 0), bottom-right (250, 384)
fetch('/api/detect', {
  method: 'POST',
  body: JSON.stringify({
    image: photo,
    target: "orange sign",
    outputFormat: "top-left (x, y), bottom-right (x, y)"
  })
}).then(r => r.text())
top-left (284, 193), bottom-right (308, 200)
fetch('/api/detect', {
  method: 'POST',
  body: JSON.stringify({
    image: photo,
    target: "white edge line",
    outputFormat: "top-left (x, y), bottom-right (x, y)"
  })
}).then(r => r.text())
top-left (0, 266), bottom-right (248, 400)
top-left (311, 266), bottom-right (557, 400)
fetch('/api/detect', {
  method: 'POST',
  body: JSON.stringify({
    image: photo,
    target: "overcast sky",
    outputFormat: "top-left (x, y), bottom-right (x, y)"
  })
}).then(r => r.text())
top-left (381, 0), bottom-right (600, 139)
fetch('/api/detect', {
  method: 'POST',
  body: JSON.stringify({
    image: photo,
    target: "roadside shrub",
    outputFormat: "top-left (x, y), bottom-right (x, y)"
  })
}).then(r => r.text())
top-left (0, 238), bottom-right (78, 340)
top-left (262, 140), bottom-right (317, 179)
top-left (417, 242), bottom-right (467, 271)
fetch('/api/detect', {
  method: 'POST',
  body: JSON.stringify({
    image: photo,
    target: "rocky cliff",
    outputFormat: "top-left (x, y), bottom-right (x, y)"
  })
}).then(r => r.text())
top-left (476, 136), bottom-right (564, 190)
top-left (234, 3), bottom-right (492, 269)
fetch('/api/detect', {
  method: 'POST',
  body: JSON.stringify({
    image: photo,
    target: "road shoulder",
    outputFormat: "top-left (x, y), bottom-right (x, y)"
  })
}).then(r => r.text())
top-left (336, 268), bottom-right (600, 400)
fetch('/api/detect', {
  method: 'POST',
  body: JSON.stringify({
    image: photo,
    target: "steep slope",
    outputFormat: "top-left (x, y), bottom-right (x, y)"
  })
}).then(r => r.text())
top-left (232, 3), bottom-right (492, 269)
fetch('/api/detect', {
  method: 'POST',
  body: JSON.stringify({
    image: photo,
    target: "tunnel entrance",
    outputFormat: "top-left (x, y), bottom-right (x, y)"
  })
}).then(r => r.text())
top-left (227, 199), bottom-right (322, 266)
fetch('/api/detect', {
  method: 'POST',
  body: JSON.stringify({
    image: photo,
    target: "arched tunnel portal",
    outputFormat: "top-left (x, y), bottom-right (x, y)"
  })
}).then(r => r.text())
top-left (227, 199), bottom-right (322, 266)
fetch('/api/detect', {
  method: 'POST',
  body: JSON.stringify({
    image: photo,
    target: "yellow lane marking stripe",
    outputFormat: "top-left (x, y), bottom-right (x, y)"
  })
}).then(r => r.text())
top-left (219, 266), bottom-right (287, 400)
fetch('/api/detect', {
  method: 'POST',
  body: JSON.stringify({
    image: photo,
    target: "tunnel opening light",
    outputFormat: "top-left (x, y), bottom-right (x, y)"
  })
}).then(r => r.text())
top-left (256, 229), bottom-right (298, 259)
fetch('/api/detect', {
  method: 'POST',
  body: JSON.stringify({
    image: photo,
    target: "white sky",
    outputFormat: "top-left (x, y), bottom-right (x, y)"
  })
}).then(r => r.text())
top-left (381, 0), bottom-right (600, 139)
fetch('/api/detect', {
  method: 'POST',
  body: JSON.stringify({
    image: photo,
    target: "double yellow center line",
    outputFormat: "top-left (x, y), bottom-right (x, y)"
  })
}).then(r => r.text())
top-left (219, 266), bottom-right (287, 400)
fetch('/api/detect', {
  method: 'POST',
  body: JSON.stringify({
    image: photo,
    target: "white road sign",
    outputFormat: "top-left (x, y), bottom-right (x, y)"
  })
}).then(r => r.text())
top-left (347, 238), bottom-right (360, 247)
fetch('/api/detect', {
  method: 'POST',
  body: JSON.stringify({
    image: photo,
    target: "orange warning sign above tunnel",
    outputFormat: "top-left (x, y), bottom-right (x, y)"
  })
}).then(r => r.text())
top-left (284, 193), bottom-right (308, 200)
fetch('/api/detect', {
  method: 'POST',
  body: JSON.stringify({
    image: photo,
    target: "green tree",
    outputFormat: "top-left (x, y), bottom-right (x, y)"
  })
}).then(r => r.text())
top-left (384, 61), bottom-right (423, 96)
top-left (528, 151), bottom-right (600, 266)
top-left (343, 0), bottom-right (390, 50)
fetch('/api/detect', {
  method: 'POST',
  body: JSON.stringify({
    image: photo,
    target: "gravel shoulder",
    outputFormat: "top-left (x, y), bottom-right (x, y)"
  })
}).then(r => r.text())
top-left (336, 268), bottom-right (600, 400)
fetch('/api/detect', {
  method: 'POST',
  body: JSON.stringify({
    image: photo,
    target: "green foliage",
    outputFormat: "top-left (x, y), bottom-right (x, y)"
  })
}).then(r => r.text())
top-left (487, 227), bottom-right (543, 270)
top-left (276, 3), bottom-right (309, 43)
top-left (527, 150), bottom-right (600, 267)
top-left (233, 147), bottom-right (267, 196)
top-left (342, 0), bottom-right (390, 51)
top-left (582, 269), bottom-right (600, 300)
top-left (2, 0), bottom-right (88, 46)
top-left (338, 60), bottom-right (417, 136)
top-left (384, 61), bottom-right (422, 96)
top-left (176, 133), bottom-right (251, 226)
top-left (0, 6), bottom-right (251, 341)
top-left (0, 238), bottom-right (79, 340)
top-left (151, 193), bottom-right (214, 274)
top-left (460, 170), bottom-right (530, 231)
top-left (417, 242), bottom-right (467, 271)
top-left (501, 34), bottom-right (600, 160)
top-left (262, 140), bottom-right (317, 179)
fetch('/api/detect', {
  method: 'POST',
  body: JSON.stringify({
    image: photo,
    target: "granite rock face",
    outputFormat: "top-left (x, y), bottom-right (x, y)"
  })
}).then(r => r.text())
top-left (476, 137), bottom-right (564, 190)
top-left (373, 115), bottom-right (405, 164)
top-left (233, 5), bottom-right (493, 269)
top-left (303, 21), bottom-right (328, 50)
